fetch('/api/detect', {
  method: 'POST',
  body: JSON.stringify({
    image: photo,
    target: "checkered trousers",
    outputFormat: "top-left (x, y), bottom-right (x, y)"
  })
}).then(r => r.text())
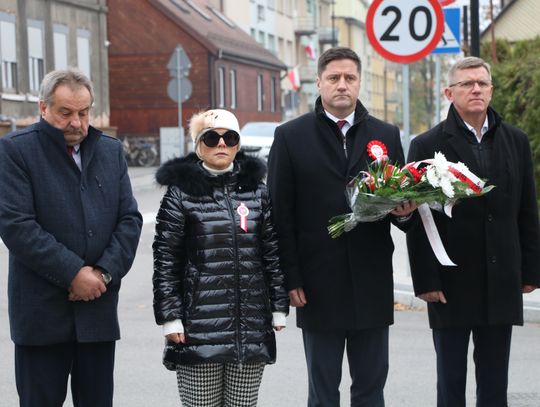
top-left (176, 363), bottom-right (265, 407)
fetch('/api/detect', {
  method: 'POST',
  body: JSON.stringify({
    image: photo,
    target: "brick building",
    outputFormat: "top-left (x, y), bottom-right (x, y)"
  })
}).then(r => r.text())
top-left (107, 0), bottom-right (286, 140)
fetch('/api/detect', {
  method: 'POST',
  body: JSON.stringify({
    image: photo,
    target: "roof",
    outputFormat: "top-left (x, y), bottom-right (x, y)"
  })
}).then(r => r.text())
top-left (149, 0), bottom-right (286, 70)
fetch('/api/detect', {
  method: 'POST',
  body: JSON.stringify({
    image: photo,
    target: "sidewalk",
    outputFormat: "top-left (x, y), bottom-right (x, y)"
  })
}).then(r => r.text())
top-left (128, 165), bottom-right (540, 324)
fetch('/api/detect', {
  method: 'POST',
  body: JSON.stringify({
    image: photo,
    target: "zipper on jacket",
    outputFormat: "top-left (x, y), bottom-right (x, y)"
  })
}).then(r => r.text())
top-left (223, 182), bottom-right (243, 367)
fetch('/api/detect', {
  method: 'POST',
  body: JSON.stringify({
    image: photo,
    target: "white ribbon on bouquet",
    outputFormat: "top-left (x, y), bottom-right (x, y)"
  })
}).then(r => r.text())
top-left (405, 159), bottom-right (487, 267)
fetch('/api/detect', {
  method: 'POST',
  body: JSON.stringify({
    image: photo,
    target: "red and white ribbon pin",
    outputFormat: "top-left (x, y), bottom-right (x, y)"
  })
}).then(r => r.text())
top-left (237, 202), bottom-right (249, 232)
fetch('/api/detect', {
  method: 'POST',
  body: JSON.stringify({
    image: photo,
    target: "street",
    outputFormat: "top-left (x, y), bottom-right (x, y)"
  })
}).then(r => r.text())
top-left (0, 167), bottom-right (539, 406)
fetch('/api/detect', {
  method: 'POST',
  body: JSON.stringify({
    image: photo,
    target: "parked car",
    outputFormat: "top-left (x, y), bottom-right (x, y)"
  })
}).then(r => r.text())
top-left (240, 121), bottom-right (281, 161)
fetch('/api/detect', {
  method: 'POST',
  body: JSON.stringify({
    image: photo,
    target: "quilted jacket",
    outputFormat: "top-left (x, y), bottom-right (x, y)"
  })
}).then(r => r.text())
top-left (153, 152), bottom-right (289, 369)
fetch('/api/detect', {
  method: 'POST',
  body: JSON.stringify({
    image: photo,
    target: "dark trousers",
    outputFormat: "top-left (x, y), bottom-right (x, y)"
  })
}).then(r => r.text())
top-left (302, 327), bottom-right (389, 407)
top-left (433, 325), bottom-right (512, 407)
top-left (15, 341), bottom-right (116, 407)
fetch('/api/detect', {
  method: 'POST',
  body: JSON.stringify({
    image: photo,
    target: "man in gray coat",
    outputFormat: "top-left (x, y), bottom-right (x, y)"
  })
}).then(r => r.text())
top-left (0, 68), bottom-right (142, 406)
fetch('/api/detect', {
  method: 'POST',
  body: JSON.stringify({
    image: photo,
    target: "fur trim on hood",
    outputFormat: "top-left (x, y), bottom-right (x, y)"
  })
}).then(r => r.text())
top-left (155, 151), bottom-right (266, 196)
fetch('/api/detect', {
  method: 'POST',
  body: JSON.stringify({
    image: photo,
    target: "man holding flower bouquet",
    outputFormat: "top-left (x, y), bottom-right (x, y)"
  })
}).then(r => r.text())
top-left (268, 47), bottom-right (416, 407)
top-left (407, 57), bottom-right (540, 407)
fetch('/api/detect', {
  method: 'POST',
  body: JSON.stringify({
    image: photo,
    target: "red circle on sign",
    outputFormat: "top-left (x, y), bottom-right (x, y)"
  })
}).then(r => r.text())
top-left (366, 0), bottom-right (445, 64)
top-left (439, 0), bottom-right (456, 6)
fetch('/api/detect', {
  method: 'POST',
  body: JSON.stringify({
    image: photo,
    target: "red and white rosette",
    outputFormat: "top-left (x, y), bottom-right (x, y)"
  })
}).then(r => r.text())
top-left (367, 140), bottom-right (388, 161)
top-left (237, 202), bottom-right (249, 232)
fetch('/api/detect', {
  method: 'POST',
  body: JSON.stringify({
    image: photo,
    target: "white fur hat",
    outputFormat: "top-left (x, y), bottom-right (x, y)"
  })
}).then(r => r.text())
top-left (189, 109), bottom-right (241, 156)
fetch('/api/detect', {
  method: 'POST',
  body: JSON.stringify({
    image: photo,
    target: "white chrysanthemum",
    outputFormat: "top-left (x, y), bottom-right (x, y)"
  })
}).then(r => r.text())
top-left (432, 152), bottom-right (449, 173)
top-left (440, 177), bottom-right (455, 198)
top-left (425, 166), bottom-right (440, 187)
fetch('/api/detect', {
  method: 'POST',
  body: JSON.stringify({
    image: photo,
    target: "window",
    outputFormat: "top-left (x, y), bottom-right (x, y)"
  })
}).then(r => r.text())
top-left (267, 34), bottom-right (276, 53)
top-left (53, 25), bottom-right (68, 70)
top-left (257, 74), bottom-right (264, 112)
top-left (270, 77), bottom-right (277, 112)
top-left (230, 69), bottom-right (237, 109)
top-left (258, 30), bottom-right (265, 47)
top-left (185, 0), bottom-right (212, 20)
top-left (286, 40), bottom-right (293, 66)
top-left (77, 29), bottom-right (91, 78)
top-left (208, 6), bottom-right (235, 28)
top-left (218, 66), bottom-right (225, 108)
top-left (257, 4), bottom-right (265, 21)
top-left (27, 20), bottom-right (44, 93)
top-left (307, 0), bottom-right (315, 14)
top-left (0, 14), bottom-right (17, 91)
top-left (278, 37), bottom-right (285, 62)
top-left (170, 0), bottom-right (190, 13)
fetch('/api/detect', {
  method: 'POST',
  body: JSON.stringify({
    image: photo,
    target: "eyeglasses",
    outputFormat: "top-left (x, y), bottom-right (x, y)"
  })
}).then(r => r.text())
top-left (201, 130), bottom-right (240, 147)
top-left (449, 80), bottom-right (492, 89)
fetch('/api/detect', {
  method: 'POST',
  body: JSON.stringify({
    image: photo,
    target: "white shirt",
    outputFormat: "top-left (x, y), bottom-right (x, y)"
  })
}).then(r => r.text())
top-left (464, 115), bottom-right (489, 143)
top-left (325, 110), bottom-right (355, 136)
top-left (69, 144), bottom-right (82, 171)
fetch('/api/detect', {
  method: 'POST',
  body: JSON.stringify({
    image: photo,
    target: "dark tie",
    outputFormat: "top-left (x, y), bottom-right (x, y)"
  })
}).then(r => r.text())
top-left (67, 145), bottom-right (74, 156)
top-left (336, 120), bottom-right (347, 131)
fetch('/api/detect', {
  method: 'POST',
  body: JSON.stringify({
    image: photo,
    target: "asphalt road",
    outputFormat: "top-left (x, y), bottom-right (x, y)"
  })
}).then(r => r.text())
top-left (0, 168), bottom-right (539, 406)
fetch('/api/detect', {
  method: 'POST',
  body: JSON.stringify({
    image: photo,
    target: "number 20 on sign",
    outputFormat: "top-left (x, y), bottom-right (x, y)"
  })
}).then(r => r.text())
top-left (366, 0), bottom-right (444, 64)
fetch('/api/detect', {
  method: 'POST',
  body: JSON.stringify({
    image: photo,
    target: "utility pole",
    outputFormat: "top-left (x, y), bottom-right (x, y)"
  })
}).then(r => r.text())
top-left (470, 0), bottom-right (480, 57)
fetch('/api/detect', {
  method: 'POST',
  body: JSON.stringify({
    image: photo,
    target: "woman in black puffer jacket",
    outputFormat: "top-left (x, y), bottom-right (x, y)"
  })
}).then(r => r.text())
top-left (153, 109), bottom-right (289, 407)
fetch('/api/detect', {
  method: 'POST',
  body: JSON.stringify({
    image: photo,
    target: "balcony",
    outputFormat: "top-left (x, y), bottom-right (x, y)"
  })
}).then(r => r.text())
top-left (294, 16), bottom-right (316, 35)
top-left (318, 26), bottom-right (339, 44)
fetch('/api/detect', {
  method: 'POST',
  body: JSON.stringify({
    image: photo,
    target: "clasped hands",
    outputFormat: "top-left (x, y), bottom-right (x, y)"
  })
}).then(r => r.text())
top-left (68, 266), bottom-right (107, 302)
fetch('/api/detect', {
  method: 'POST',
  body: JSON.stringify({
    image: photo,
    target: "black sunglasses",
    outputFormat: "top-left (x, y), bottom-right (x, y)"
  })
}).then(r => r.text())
top-left (201, 130), bottom-right (240, 147)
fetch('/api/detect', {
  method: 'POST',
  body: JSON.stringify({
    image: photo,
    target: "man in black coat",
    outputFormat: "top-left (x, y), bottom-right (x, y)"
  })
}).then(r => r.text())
top-left (267, 47), bottom-right (416, 407)
top-left (0, 68), bottom-right (142, 406)
top-left (406, 57), bottom-right (540, 407)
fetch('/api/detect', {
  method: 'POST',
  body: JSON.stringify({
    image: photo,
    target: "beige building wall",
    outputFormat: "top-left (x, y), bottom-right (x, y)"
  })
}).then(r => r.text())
top-left (482, 0), bottom-right (540, 42)
top-left (215, 0), bottom-right (298, 119)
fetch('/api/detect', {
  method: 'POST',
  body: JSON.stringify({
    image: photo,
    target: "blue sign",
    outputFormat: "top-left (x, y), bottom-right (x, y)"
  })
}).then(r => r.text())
top-left (433, 8), bottom-right (461, 54)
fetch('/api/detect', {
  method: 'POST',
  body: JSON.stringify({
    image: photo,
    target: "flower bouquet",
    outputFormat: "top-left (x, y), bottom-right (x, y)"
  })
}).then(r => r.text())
top-left (328, 141), bottom-right (495, 239)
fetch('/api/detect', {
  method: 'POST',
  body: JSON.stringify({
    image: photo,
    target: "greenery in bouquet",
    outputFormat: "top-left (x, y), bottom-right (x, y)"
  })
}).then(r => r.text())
top-left (328, 141), bottom-right (495, 238)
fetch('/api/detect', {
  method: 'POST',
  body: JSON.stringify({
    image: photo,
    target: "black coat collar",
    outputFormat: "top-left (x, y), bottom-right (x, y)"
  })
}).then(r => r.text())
top-left (313, 97), bottom-right (372, 176)
top-left (442, 104), bottom-right (502, 176)
top-left (37, 118), bottom-right (101, 170)
top-left (155, 151), bottom-right (266, 196)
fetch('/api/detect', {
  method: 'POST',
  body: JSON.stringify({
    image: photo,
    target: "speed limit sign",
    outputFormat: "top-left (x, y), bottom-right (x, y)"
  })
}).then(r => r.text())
top-left (366, 0), bottom-right (445, 64)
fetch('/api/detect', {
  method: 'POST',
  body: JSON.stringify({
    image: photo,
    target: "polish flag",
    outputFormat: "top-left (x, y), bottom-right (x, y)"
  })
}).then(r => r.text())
top-left (288, 66), bottom-right (300, 91)
top-left (305, 43), bottom-right (317, 60)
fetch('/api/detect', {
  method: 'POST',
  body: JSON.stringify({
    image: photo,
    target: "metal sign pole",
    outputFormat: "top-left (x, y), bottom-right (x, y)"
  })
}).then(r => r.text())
top-left (435, 55), bottom-right (441, 124)
top-left (175, 47), bottom-right (185, 155)
top-left (403, 64), bottom-right (410, 158)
